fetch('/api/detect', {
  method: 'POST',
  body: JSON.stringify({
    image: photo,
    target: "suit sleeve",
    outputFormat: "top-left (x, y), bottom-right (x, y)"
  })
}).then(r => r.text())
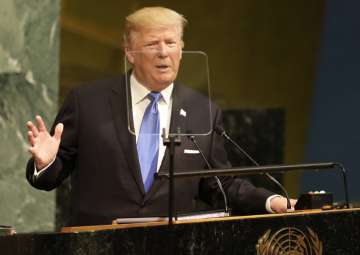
top-left (26, 89), bottom-right (79, 191)
top-left (199, 107), bottom-right (274, 214)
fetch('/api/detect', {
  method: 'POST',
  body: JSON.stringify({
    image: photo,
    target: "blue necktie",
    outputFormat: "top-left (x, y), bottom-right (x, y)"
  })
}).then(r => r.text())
top-left (137, 92), bottom-right (161, 193)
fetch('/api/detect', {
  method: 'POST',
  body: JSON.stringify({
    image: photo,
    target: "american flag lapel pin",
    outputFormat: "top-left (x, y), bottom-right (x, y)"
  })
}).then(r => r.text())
top-left (180, 108), bottom-right (187, 117)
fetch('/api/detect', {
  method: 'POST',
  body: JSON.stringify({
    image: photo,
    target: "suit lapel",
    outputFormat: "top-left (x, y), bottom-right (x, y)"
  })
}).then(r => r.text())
top-left (168, 84), bottom-right (188, 135)
top-left (109, 76), bottom-right (145, 195)
top-left (159, 83), bottom-right (188, 172)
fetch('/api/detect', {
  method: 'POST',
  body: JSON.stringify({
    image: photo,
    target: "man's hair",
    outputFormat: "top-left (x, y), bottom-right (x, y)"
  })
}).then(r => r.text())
top-left (123, 6), bottom-right (187, 48)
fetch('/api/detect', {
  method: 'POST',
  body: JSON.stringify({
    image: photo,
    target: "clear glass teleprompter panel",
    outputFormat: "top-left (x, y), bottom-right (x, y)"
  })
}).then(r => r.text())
top-left (124, 50), bottom-right (212, 137)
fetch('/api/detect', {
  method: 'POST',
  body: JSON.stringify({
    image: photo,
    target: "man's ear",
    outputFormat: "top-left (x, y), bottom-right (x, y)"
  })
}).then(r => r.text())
top-left (125, 47), bottom-right (135, 64)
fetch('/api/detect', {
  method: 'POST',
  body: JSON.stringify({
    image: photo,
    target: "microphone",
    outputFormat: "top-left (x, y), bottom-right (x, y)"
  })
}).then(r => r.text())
top-left (214, 126), bottom-right (292, 210)
top-left (188, 135), bottom-right (230, 213)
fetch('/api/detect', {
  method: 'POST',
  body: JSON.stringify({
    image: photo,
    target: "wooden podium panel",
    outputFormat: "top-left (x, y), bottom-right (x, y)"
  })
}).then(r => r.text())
top-left (1, 208), bottom-right (360, 255)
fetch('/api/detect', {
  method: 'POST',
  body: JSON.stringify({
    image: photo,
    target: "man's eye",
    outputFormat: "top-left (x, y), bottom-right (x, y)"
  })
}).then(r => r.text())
top-left (145, 43), bottom-right (157, 48)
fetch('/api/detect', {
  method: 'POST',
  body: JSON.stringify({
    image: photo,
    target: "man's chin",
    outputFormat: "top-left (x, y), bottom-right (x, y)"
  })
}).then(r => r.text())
top-left (151, 75), bottom-right (174, 88)
top-left (150, 79), bottom-right (174, 91)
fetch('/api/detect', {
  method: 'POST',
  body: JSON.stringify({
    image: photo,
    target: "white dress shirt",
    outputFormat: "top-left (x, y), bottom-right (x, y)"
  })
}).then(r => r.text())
top-left (130, 74), bottom-right (173, 171)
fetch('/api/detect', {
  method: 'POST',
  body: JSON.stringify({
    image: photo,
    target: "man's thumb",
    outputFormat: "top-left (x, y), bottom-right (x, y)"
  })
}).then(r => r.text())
top-left (54, 123), bottom-right (64, 140)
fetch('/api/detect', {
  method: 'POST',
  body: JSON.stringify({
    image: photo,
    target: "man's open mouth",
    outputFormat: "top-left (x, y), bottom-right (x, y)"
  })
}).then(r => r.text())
top-left (156, 65), bottom-right (170, 71)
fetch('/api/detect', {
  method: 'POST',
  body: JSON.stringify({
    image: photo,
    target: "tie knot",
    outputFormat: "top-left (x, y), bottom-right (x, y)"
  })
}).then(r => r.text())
top-left (148, 92), bottom-right (162, 103)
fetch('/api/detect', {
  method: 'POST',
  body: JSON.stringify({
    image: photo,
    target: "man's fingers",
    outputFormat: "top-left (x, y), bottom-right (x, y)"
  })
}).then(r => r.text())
top-left (36, 115), bottom-right (47, 132)
top-left (26, 121), bottom-right (39, 137)
top-left (28, 146), bottom-right (36, 155)
top-left (28, 131), bottom-right (36, 146)
top-left (270, 196), bottom-right (289, 213)
top-left (290, 199), bottom-right (297, 207)
top-left (53, 123), bottom-right (64, 141)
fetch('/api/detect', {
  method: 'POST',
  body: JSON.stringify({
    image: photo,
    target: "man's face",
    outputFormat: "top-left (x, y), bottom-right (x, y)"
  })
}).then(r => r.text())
top-left (125, 26), bottom-right (183, 91)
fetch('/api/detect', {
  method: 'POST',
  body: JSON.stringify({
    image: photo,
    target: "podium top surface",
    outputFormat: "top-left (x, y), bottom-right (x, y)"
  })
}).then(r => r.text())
top-left (61, 207), bottom-right (360, 233)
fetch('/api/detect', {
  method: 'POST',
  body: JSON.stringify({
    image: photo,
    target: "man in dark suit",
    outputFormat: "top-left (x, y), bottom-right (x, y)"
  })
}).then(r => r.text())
top-left (26, 7), bottom-right (294, 227)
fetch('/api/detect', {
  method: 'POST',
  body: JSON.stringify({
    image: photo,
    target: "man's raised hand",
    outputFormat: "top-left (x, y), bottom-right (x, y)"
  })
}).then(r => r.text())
top-left (26, 115), bottom-right (63, 170)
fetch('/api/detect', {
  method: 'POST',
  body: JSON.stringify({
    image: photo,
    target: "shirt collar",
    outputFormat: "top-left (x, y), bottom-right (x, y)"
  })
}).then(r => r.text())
top-left (130, 74), bottom-right (173, 105)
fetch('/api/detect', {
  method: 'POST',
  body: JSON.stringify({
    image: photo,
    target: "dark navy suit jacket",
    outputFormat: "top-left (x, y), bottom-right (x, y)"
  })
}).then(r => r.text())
top-left (26, 75), bottom-right (273, 226)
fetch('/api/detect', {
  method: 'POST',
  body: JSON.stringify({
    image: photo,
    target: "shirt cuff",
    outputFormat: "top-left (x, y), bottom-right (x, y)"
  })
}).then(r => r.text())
top-left (265, 194), bottom-right (282, 213)
top-left (33, 157), bottom-right (56, 178)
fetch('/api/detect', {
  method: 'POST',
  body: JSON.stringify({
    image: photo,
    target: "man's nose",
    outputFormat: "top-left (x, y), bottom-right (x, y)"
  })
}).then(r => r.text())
top-left (157, 42), bottom-right (169, 57)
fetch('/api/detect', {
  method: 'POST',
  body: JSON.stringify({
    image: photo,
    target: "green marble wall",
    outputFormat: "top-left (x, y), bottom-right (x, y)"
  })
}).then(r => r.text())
top-left (0, 0), bottom-right (60, 232)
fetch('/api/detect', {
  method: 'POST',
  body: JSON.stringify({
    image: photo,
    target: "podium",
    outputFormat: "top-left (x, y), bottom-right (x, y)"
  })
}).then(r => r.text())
top-left (1, 208), bottom-right (360, 255)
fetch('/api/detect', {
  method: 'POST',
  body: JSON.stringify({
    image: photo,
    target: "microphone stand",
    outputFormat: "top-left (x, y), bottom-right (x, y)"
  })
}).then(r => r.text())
top-left (156, 162), bottom-right (350, 209)
top-left (217, 128), bottom-right (292, 210)
top-left (189, 136), bottom-right (230, 213)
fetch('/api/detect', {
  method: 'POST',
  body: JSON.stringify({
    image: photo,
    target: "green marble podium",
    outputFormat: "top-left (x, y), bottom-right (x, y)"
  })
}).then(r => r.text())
top-left (1, 208), bottom-right (359, 255)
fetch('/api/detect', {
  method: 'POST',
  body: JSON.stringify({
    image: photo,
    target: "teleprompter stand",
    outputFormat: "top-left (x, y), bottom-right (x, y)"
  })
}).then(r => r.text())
top-left (162, 128), bottom-right (181, 226)
top-left (156, 161), bottom-right (350, 226)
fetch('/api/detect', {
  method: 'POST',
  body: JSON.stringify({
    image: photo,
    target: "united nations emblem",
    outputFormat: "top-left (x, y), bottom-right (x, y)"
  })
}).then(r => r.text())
top-left (256, 227), bottom-right (322, 255)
